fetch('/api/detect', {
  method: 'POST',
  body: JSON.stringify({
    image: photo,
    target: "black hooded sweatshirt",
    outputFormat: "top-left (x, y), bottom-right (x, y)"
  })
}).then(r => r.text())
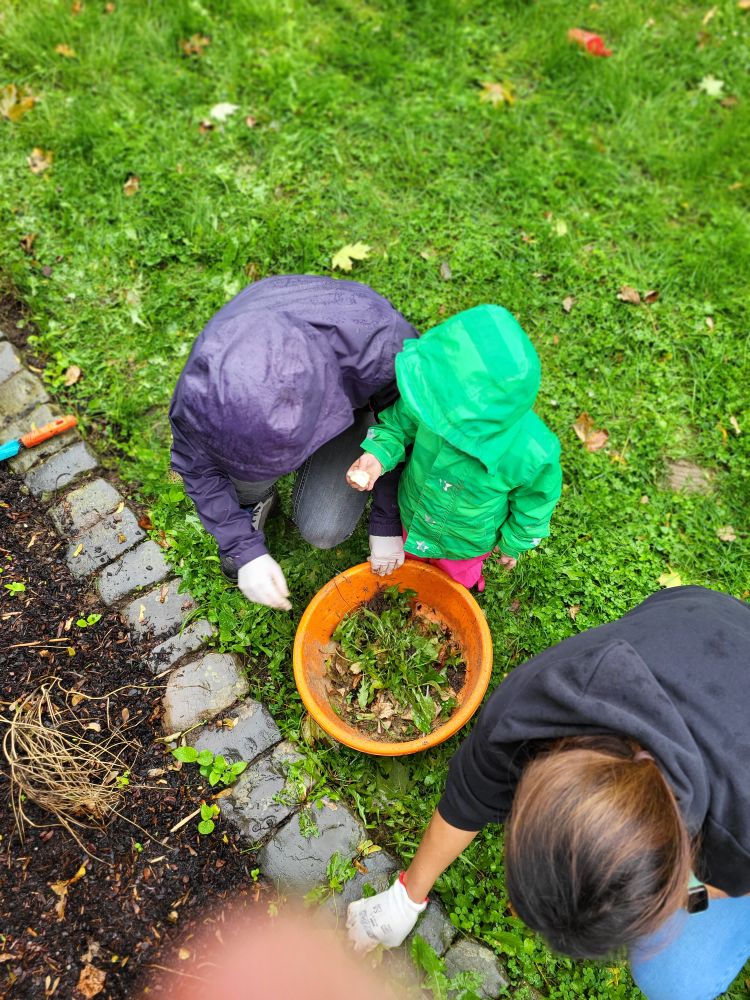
top-left (438, 586), bottom-right (750, 895)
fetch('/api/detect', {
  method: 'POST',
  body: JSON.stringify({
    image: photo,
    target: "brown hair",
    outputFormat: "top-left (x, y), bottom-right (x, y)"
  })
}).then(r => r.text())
top-left (504, 735), bottom-right (693, 959)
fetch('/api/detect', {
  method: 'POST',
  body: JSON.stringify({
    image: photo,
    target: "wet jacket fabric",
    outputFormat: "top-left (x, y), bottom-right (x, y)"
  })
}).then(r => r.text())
top-left (170, 275), bottom-right (417, 567)
top-left (439, 586), bottom-right (750, 896)
top-left (361, 305), bottom-right (562, 560)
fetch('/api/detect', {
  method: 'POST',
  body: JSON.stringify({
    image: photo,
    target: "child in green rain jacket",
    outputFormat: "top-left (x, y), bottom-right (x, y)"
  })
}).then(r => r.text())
top-left (346, 305), bottom-right (562, 590)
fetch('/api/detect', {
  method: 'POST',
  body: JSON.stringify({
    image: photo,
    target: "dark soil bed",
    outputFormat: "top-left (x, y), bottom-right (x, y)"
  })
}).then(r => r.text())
top-left (0, 468), bottom-right (262, 999)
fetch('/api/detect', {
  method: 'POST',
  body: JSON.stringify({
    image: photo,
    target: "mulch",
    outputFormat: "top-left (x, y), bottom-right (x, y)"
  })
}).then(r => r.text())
top-left (0, 467), bottom-right (263, 1000)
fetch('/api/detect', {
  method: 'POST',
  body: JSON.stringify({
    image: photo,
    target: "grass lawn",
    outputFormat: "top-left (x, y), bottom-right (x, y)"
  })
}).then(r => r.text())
top-left (2, 0), bottom-right (750, 996)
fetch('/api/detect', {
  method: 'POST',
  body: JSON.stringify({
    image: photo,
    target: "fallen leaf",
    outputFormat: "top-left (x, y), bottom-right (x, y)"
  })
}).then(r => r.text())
top-left (554, 219), bottom-right (568, 237)
top-left (63, 364), bottom-right (82, 386)
top-left (19, 233), bottom-right (37, 254)
top-left (28, 148), bottom-right (53, 174)
top-left (49, 865), bottom-right (86, 922)
top-left (71, 693), bottom-right (85, 706)
top-left (117, 532), bottom-right (126, 543)
top-left (76, 964), bottom-right (106, 998)
top-left (439, 261), bottom-right (452, 281)
top-left (104, 2), bottom-right (116, 12)
top-left (178, 948), bottom-right (191, 961)
top-left (702, 6), bottom-right (717, 25)
top-left (138, 514), bottom-right (154, 530)
top-left (705, 316), bottom-right (715, 330)
top-left (71, 1), bottom-right (84, 13)
top-left (740, 0), bottom-right (750, 9)
top-left (180, 34), bottom-right (211, 57)
top-left (720, 95), bottom-right (739, 108)
top-left (617, 285), bottom-right (641, 305)
top-left (572, 412), bottom-right (609, 452)
top-left (81, 941), bottom-right (101, 964)
top-left (729, 415), bottom-right (741, 435)
top-left (72, 543), bottom-right (84, 557)
top-left (0, 83), bottom-right (37, 122)
top-left (159, 580), bottom-right (169, 602)
top-left (698, 74), bottom-right (724, 97)
top-left (245, 115), bottom-right (257, 128)
top-left (85, 722), bottom-right (101, 732)
top-left (479, 80), bottom-right (515, 106)
top-left (562, 295), bottom-right (576, 313)
top-left (123, 174), bottom-right (139, 196)
top-left (520, 231), bottom-right (536, 244)
top-left (643, 289), bottom-right (660, 304)
top-left (121, 707), bottom-right (130, 724)
top-left (610, 451), bottom-right (627, 464)
top-left (641, 494), bottom-right (650, 504)
top-left (717, 525), bottom-right (737, 542)
top-left (658, 571), bottom-right (683, 588)
top-left (198, 119), bottom-right (214, 133)
top-left (331, 242), bottom-right (371, 272)
top-left (54, 43), bottom-right (77, 58)
top-left (138, 603), bottom-right (146, 622)
top-left (209, 102), bottom-right (239, 121)
top-left (568, 604), bottom-right (581, 620)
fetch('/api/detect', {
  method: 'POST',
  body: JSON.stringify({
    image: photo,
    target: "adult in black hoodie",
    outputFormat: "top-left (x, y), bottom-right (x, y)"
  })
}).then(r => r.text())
top-left (348, 587), bottom-right (750, 999)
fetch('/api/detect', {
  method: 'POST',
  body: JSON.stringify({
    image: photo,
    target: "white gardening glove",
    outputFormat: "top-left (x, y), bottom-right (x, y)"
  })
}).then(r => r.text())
top-left (369, 534), bottom-right (405, 577)
top-left (238, 554), bottom-right (291, 611)
top-left (347, 876), bottom-right (427, 953)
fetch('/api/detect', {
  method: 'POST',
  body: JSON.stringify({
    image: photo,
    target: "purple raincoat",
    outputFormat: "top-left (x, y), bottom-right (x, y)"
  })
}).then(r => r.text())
top-left (170, 275), bottom-right (417, 567)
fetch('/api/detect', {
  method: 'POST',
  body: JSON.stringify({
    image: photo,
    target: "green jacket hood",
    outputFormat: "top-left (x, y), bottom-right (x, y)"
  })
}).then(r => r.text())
top-left (395, 305), bottom-right (541, 473)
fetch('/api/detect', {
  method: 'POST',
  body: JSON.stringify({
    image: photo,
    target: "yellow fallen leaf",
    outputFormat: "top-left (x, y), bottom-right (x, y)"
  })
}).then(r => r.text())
top-left (658, 571), bottom-right (683, 589)
top-left (740, 0), bottom-right (750, 9)
top-left (1, 84), bottom-right (37, 123)
top-left (123, 174), bottom-right (140, 196)
top-left (568, 604), bottom-right (581, 620)
top-left (331, 242), bottom-right (371, 272)
top-left (180, 33), bottom-right (211, 57)
top-left (572, 412), bottom-right (609, 452)
top-left (617, 285), bottom-right (641, 305)
top-left (63, 364), bottom-right (82, 386)
top-left (178, 948), bottom-right (191, 961)
top-left (729, 415), bottom-right (741, 435)
top-left (72, 543), bottom-right (84, 557)
top-left (479, 80), bottom-right (515, 106)
top-left (717, 525), bottom-right (737, 542)
top-left (28, 148), bottom-right (53, 174)
top-left (55, 43), bottom-right (77, 58)
top-left (76, 964), bottom-right (106, 999)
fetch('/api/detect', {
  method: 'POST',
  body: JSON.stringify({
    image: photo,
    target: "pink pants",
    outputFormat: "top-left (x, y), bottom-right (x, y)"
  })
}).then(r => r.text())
top-left (403, 532), bottom-right (489, 592)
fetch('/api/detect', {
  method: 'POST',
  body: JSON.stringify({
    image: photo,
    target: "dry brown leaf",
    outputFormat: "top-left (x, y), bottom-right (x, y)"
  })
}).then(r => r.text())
top-left (71, 1), bottom-right (84, 13)
top-left (159, 580), bottom-right (169, 602)
top-left (123, 174), bottom-right (140, 196)
top-left (198, 118), bottom-right (215, 133)
top-left (178, 948), bottom-right (191, 961)
top-left (77, 964), bottom-right (106, 998)
top-left (19, 233), bottom-right (37, 254)
top-left (180, 34), bottom-right (211, 57)
top-left (245, 115), bottom-right (257, 128)
top-left (55, 43), bottom-right (77, 58)
top-left (0, 84), bottom-right (37, 123)
top-left (104, 2), bottom-right (116, 11)
top-left (617, 285), bottom-right (641, 305)
top-left (729, 415), bottom-right (741, 435)
top-left (562, 295), bottom-right (576, 313)
top-left (479, 80), bottom-right (515, 106)
top-left (572, 412), bottom-right (609, 452)
top-left (63, 364), bottom-right (82, 386)
top-left (717, 525), bottom-right (737, 542)
top-left (121, 707), bottom-right (130, 724)
top-left (85, 722), bottom-right (101, 732)
top-left (568, 605), bottom-right (580, 620)
top-left (643, 289), bottom-right (660, 304)
top-left (28, 148), bottom-right (53, 174)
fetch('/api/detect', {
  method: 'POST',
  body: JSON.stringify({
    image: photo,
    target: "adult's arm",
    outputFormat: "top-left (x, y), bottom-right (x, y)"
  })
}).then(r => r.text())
top-left (170, 420), bottom-right (267, 567)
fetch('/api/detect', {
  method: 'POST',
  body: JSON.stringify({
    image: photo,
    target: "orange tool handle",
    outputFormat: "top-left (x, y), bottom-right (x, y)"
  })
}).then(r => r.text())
top-left (20, 415), bottom-right (78, 448)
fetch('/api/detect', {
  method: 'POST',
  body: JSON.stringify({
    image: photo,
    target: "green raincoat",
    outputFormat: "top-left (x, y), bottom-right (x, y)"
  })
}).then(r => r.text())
top-left (361, 305), bottom-right (562, 560)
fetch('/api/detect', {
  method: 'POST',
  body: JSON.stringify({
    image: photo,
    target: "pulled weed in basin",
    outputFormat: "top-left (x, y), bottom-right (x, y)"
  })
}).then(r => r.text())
top-left (326, 586), bottom-right (465, 741)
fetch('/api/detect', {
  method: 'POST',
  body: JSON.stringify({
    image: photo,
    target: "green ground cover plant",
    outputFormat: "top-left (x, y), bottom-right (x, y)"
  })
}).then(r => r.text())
top-left (2, 0), bottom-right (749, 995)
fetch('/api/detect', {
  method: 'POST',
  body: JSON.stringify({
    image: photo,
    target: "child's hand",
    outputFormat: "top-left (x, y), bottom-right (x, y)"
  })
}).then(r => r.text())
top-left (346, 453), bottom-right (383, 491)
top-left (498, 553), bottom-right (517, 570)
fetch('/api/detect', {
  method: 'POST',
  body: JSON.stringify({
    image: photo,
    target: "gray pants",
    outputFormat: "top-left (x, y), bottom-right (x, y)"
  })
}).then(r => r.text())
top-left (230, 409), bottom-right (375, 550)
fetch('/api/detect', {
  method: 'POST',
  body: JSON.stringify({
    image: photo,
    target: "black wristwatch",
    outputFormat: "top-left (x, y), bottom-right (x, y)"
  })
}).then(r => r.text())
top-left (687, 873), bottom-right (709, 914)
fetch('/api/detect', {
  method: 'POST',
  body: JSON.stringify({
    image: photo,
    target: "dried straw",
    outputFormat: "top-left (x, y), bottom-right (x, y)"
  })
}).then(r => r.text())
top-left (1, 680), bottom-right (134, 849)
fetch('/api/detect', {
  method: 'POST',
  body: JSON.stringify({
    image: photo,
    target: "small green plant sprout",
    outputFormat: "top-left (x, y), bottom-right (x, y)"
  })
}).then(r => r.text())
top-left (198, 802), bottom-right (220, 835)
top-left (4, 581), bottom-right (26, 595)
top-left (76, 613), bottom-right (102, 628)
top-left (115, 770), bottom-right (131, 788)
top-left (303, 851), bottom-right (357, 906)
top-left (411, 936), bottom-right (483, 1000)
top-left (133, 840), bottom-right (143, 854)
top-left (171, 745), bottom-right (248, 788)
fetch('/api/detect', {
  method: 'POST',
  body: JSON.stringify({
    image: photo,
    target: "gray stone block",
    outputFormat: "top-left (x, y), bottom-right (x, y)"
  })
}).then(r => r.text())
top-left (97, 540), bottom-right (170, 605)
top-left (0, 341), bottom-right (22, 384)
top-left (65, 507), bottom-right (144, 578)
top-left (24, 441), bottom-right (98, 496)
top-left (190, 698), bottom-right (281, 764)
top-left (162, 652), bottom-right (249, 732)
top-left (443, 939), bottom-right (509, 999)
top-left (406, 898), bottom-right (458, 957)
top-left (49, 477), bottom-right (123, 535)
top-left (148, 619), bottom-right (214, 674)
top-left (0, 371), bottom-right (49, 427)
top-left (258, 798), bottom-right (366, 896)
top-left (123, 581), bottom-right (197, 639)
top-left (382, 949), bottom-right (423, 998)
top-left (220, 741), bottom-right (302, 842)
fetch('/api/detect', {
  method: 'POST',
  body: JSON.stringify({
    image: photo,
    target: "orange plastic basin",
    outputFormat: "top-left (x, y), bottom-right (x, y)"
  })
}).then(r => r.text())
top-left (293, 561), bottom-right (493, 756)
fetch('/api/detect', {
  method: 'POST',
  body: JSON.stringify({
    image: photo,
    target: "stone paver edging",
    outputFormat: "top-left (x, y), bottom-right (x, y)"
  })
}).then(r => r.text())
top-left (0, 328), bottom-right (509, 998)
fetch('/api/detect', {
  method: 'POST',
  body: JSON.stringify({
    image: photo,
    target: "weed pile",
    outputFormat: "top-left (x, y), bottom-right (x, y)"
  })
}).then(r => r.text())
top-left (326, 586), bottom-right (465, 741)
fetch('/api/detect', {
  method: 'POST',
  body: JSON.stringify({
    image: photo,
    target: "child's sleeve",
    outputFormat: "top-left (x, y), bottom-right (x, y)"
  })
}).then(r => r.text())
top-left (500, 457), bottom-right (563, 559)
top-left (360, 398), bottom-right (418, 473)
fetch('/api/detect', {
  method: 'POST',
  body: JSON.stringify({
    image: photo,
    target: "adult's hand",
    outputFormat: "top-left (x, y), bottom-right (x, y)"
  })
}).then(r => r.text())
top-left (346, 453), bottom-right (383, 492)
top-left (346, 876), bottom-right (427, 953)
top-left (369, 535), bottom-right (405, 577)
top-left (238, 554), bottom-right (291, 610)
